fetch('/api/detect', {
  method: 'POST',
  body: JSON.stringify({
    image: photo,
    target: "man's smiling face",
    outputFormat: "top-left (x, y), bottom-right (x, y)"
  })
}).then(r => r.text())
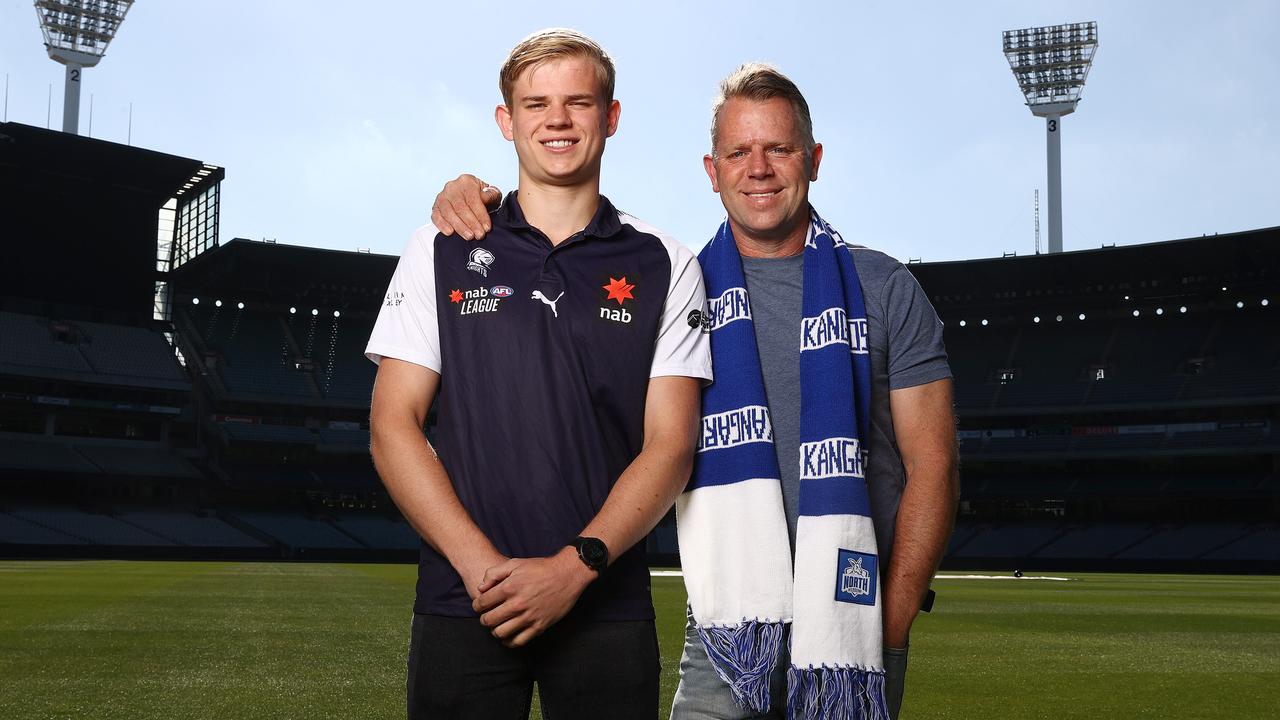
top-left (497, 55), bottom-right (620, 189)
top-left (704, 96), bottom-right (822, 247)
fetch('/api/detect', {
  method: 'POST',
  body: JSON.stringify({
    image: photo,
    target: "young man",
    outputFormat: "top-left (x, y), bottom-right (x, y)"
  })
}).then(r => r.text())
top-left (366, 29), bottom-right (711, 720)
top-left (430, 65), bottom-right (956, 720)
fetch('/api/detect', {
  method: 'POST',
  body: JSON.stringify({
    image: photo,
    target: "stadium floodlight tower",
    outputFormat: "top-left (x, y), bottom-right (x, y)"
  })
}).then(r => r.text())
top-left (1003, 21), bottom-right (1098, 254)
top-left (34, 0), bottom-right (135, 135)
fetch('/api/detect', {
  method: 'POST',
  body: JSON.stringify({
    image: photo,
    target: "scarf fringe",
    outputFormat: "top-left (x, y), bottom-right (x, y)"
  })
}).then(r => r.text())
top-left (786, 665), bottom-right (889, 720)
top-left (696, 620), bottom-right (786, 713)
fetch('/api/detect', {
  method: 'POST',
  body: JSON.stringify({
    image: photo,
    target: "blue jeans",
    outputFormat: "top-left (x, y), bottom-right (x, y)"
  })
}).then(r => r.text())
top-left (669, 610), bottom-right (908, 720)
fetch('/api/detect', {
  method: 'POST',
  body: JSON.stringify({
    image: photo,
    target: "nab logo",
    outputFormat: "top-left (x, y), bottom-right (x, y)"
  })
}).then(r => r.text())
top-left (602, 276), bottom-right (635, 305)
top-left (600, 276), bottom-right (636, 323)
top-left (452, 287), bottom-right (500, 315)
top-left (600, 307), bottom-right (632, 323)
top-left (834, 549), bottom-right (877, 606)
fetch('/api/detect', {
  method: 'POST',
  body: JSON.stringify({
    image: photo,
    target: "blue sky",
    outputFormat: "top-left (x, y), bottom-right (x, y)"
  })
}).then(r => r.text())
top-left (2, 1), bottom-right (1276, 262)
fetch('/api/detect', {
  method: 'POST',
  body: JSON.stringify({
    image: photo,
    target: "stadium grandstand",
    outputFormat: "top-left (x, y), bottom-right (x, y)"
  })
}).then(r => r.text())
top-left (1, 122), bottom-right (1276, 572)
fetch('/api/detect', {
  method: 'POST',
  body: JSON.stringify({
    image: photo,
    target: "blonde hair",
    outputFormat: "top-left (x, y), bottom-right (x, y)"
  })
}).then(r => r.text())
top-left (710, 62), bottom-right (814, 153)
top-left (499, 28), bottom-right (616, 105)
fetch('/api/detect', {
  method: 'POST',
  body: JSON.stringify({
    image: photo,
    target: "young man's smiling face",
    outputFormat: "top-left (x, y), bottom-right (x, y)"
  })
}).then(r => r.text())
top-left (704, 96), bottom-right (822, 249)
top-left (497, 54), bottom-right (620, 190)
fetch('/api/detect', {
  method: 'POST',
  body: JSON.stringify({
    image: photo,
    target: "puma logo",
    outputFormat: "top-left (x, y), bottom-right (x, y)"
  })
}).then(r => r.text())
top-left (531, 290), bottom-right (565, 318)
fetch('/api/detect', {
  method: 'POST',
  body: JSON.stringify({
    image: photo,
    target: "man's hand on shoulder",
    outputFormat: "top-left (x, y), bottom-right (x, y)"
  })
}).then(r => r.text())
top-left (430, 174), bottom-right (502, 241)
top-left (471, 546), bottom-right (598, 647)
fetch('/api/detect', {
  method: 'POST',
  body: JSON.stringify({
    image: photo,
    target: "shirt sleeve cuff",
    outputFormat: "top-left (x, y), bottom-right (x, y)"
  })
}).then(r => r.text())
top-left (650, 363), bottom-right (714, 385)
top-left (887, 361), bottom-right (952, 391)
top-left (364, 342), bottom-right (442, 374)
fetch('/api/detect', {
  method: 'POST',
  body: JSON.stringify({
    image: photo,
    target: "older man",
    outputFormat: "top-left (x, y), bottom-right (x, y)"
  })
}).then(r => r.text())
top-left (431, 64), bottom-right (956, 720)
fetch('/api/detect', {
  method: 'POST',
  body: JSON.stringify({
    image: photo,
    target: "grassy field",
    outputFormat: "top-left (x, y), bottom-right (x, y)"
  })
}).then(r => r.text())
top-left (1, 561), bottom-right (1277, 719)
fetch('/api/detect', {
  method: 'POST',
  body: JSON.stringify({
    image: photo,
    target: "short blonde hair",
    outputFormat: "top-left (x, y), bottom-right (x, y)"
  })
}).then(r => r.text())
top-left (710, 62), bottom-right (814, 153)
top-left (499, 28), bottom-right (616, 106)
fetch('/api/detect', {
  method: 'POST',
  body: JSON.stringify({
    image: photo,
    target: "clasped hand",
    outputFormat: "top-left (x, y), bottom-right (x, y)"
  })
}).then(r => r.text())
top-left (471, 547), bottom-right (596, 648)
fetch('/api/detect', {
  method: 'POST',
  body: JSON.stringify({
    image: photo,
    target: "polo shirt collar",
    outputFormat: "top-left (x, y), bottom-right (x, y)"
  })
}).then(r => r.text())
top-left (495, 191), bottom-right (623, 240)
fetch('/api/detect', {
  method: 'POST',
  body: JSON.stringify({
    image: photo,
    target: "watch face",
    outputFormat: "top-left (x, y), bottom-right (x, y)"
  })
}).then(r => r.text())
top-left (578, 537), bottom-right (608, 569)
top-left (583, 541), bottom-right (606, 563)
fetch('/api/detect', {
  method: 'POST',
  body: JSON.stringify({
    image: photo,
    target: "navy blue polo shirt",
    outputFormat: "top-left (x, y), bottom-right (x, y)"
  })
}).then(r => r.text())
top-left (367, 193), bottom-right (712, 619)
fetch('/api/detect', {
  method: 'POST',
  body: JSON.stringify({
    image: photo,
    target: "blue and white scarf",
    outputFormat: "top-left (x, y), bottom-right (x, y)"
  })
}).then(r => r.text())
top-left (677, 209), bottom-right (886, 719)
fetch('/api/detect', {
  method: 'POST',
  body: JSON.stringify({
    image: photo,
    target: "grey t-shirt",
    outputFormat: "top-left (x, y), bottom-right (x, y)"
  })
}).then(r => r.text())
top-left (741, 246), bottom-right (951, 563)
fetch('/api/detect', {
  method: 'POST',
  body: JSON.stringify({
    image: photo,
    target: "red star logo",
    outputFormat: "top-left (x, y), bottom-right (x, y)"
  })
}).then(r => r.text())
top-left (602, 276), bottom-right (635, 305)
top-left (449, 289), bottom-right (464, 304)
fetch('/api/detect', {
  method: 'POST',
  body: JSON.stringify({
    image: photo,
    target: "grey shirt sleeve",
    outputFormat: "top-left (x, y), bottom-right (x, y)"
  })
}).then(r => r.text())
top-left (882, 265), bottom-right (952, 390)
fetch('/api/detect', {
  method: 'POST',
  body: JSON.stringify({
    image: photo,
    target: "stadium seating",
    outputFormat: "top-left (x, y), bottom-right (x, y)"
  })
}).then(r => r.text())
top-left (317, 427), bottom-right (371, 447)
top-left (1114, 524), bottom-right (1251, 560)
top-left (115, 509), bottom-right (267, 548)
top-left (184, 305), bottom-right (316, 398)
top-left (0, 436), bottom-right (100, 473)
top-left (949, 523), bottom-right (1064, 559)
top-left (333, 514), bottom-right (419, 550)
top-left (221, 461), bottom-right (317, 489)
top-left (218, 422), bottom-right (316, 445)
top-left (8, 507), bottom-right (174, 546)
top-left (0, 311), bottom-right (96, 374)
top-left (0, 512), bottom-right (88, 545)
top-left (316, 318), bottom-right (377, 403)
top-left (0, 311), bottom-right (187, 389)
top-left (1035, 524), bottom-right (1154, 559)
top-left (72, 318), bottom-right (187, 385)
top-left (76, 444), bottom-right (200, 478)
top-left (1202, 527), bottom-right (1280, 561)
top-left (230, 510), bottom-right (364, 549)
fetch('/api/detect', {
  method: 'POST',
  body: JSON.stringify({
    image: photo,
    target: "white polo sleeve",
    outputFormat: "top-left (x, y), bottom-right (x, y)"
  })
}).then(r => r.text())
top-left (651, 239), bottom-right (714, 383)
top-left (365, 224), bottom-right (442, 372)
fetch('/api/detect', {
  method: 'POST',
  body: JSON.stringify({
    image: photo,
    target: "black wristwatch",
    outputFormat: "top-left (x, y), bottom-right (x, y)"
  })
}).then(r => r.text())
top-left (571, 536), bottom-right (609, 574)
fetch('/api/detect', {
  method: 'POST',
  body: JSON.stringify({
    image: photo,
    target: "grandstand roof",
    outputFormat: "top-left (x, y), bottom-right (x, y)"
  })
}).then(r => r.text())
top-left (909, 226), bottom-right (1280, 313)
top-left (168, 226), bottom-right (1279, 319)
top-left (172, 239), bottom-right (395, 312)
top-left (0, 122), bottom-right (210, 320)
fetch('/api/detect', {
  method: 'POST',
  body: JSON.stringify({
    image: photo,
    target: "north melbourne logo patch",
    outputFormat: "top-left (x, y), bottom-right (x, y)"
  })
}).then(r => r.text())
top-left (835, 549), bottom-right (877, 606)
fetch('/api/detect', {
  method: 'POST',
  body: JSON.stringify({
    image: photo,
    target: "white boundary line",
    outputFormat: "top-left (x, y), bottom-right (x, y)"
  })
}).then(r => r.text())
top-left (933, 574), bottom-right (1073, 581)
top-left (652, 569), bottom-right (1074, 581)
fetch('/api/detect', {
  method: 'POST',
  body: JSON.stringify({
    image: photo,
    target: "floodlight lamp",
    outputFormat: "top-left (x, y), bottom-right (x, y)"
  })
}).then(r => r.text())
top-left (35, 0), bottom-right (133, 66)
top-left (1033, 316), bottom-right (1041, 323)
top-left (289, 307), bottom-right (297, 314)
top-left (311, 309), bottom-right (319, 316)
top-left (1078, 313), bottom-right (1086, 321)
top-left (1236, 301), bottom-right (1244, 309)
top-left (191, 297), bottom-right (199, 305)
top-left (981, 319), bottom-right (989, 326)
top-left (237, 302), bottom-right (245, 310)
top-left (1264, 299), bottom-right (1271, 307)
top-left (1003, 21), bottom-right (1098, 115)
top-left (1179, 306), bottom-right (1187, 314)
top-left (1132, 310), bottom-right (1140, 317)
top-left (215, 300), bottom-right (222, 308)
top-left (959, 320), bottom-right (967, 327)
top-left (1156, 308), bottom-right (1164, 315)
top-left (333, 311), bottom-right (341, 318)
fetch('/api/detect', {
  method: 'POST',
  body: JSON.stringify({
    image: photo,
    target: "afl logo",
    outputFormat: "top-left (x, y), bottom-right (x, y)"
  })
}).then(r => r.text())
top-left (467, 247), bottom-right (496, 277)
top-left (491, 286), bottom-right (514, 298)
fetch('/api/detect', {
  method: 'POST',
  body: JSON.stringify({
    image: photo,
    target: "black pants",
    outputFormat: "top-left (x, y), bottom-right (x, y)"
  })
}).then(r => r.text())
top-left (407, 612), bottom-right (660, 720)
